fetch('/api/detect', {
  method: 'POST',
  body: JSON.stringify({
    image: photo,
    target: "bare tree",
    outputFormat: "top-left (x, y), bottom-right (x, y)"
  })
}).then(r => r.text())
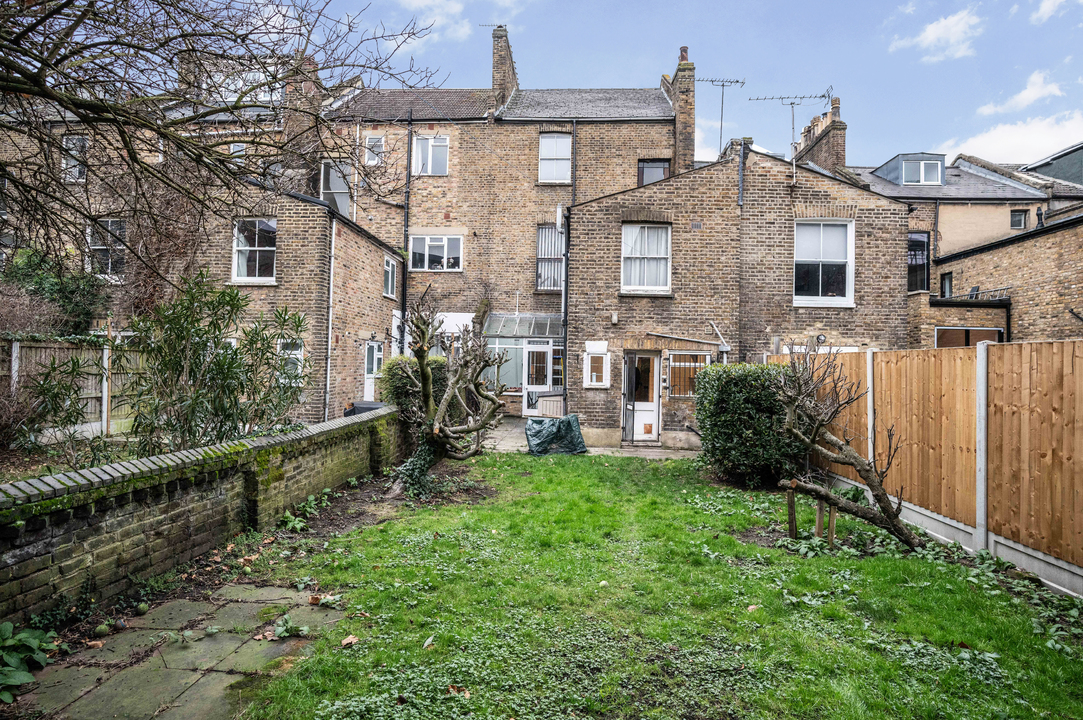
top-left (776, 341), bottom-right (925, 549)
top-left (0, 0), bottom-right (435, 288)
top-left (386, 295), bottom-right (506, 498)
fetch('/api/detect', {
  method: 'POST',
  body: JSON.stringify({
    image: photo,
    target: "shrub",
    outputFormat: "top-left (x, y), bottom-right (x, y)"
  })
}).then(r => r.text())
top-left (377, 354), bottom-right (450, 421)
top-left (694, 362), bottom-right (806, 487)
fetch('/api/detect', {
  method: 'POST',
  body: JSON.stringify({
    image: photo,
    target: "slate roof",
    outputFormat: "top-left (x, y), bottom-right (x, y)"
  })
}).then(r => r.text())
top-left (997, 163), bottom-right (1083, 198)
top-left (332, 88), bottom-right (492, 121)
top-left (843, 164), bottom-right (1046, 200)
top-left (500, 88), bottom-right (674, 120)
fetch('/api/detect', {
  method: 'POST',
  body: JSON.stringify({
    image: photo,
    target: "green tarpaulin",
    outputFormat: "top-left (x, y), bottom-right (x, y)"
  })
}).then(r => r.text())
top-left (525, 414), bottom-right (588, 456)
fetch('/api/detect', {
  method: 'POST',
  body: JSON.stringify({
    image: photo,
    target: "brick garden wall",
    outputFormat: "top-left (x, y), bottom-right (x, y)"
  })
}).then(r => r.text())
top-left (0, 407), bottom-right (401, 624)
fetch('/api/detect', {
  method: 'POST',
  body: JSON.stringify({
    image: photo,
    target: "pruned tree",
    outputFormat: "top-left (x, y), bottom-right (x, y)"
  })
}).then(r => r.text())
top-left (776, 340), bottom-right (925, 549)
top-left (386, 295), bottom-right (506, 498)
top-left (0, 0), bottom-right (435, 293)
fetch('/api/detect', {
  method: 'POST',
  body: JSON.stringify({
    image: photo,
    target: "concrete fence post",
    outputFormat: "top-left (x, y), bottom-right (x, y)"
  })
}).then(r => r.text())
top-left (101, 345), bottom-right (110, 436)
top-left (866, 348), bottom-right (875, 461)
top-left (975, 341), bottom-right (990, 551)
top-left (10, 340), bottom-right (19, 394)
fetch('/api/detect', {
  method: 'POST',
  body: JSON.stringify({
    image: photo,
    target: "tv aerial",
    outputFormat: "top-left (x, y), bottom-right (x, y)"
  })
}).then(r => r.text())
top-left (696, 77), bottom-right (745, 157)
top-left (749, 86), bottom-right (833, 184)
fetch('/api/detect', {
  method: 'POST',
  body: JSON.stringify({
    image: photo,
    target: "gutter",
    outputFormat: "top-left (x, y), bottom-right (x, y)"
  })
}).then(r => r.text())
top-left (562, 121), bottom-right (577, 414)
top-left (323, 216), bottom-right (337, 422)
top-left (400, 110), bottom-right (412, 355)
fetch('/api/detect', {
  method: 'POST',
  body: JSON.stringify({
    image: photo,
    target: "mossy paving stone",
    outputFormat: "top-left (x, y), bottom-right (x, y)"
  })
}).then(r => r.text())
top-left (279, 603), bottom-right (345, 629)
top-left (155, 671), bottom-right (253, 720)
top-left (157, 632), bottom-right (247, 671)
top-left (22, 663), bottom-right (113, 713)
top-left (68, 628), bottom-right (163, 663)
top-left (213, 636), bottom-right (311, 673)
top-left (199, 601), bottom-right (288, 632)
top-left (127, 599), bottom-right (220, 629)
top-left (62, 663), bottom-right (201, 719)
top-left (211, 584), bottom-right (309, 603)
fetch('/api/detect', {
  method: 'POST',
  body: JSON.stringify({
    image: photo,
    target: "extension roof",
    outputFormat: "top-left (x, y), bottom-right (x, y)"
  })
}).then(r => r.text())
top-left (500, 88), bottom-right (674, 120)
top-left (842, 163), bottom-right (1045, 201)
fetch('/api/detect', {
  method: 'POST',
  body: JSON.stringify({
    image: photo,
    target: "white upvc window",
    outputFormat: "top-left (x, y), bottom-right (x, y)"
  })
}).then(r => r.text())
top-left (583, 352), bottom-right (611, 389)
top-left (902, 160), bottom-right (940, 185)
top-left (413, 136), bottom-right (448, 176)
top-left (365, 136), bottom-right (385, 166)
top-left (538, 133), bottom-right (571, 183)
top-left (621, 224), bottom-right (671, 294)
top-left (321, 160), bottom-right (352, 215)
top-left (410, 235), bottom-right (462, 272)
top-left (232, 218), bottom-right (277, 284)
top-left (383, 255), bottom-right (397, 298)
top-left (536, 224), bottom-right (563, 291)
top-left (86, 219), bottom-right (126, 280)
top-left (1010, 209), bottom-right (1028, 230)
top-left (793, 220), bottom-right (855, 307)
top-left (366, 342), bottom-right (384, 375)
top-left (277, 339), bottom-right (305, 385)
top-left (62, 135), bottom-right (88, 183)
top-left (229, 143), bottom-right (245, 163)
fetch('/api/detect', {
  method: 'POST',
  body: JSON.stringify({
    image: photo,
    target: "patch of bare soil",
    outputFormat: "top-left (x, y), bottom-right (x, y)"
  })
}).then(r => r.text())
top-left (0, 446), bottom-right (53, 485)
top-left (734, 524), bottom-right (789, 548)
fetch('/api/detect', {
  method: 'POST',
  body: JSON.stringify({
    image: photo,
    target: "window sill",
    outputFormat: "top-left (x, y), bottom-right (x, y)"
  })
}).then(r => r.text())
top-left (619, 291), bottom-right (673, 299)
top-left (412, 173), bottom-right (449, 178)
top-left (792, 298), bottom-right (855, 309)
top-left (583, 385), bottom-right (610, 390)
top-left (408, 268), bottom-right (463, 273)
top-left (382, 293), bottom-right (397, 300)
top-left (534, 289), bottom-right (562, 295)
top-left (908, 290), bottom-right (930, 296)
top-left (536, 181), bottom-right (572, 187)
top-left (230, 279), bottom-right (278, 287)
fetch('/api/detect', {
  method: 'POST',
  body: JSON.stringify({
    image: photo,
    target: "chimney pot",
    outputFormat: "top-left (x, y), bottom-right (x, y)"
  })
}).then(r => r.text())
top-left (679, 46), bottom-right (689, 62)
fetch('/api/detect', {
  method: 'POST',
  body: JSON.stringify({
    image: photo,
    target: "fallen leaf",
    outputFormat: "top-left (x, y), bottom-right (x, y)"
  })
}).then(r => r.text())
top-left (341, 635), bottom-right (359, 647)
top-left (423, 635), bottom-right (435, 649)
top-left (309, 595), bottom-right (322, 605)
top-left (263, 537), bottom-right (274, 544)
top-left (464, 690), bottom-right (470, 699)
top-left (357, 611), bottom-right (371, 618)
top-left (226, 544), bottom-right (235, 552)
top-left (86, 640), bottom-right (104, 649)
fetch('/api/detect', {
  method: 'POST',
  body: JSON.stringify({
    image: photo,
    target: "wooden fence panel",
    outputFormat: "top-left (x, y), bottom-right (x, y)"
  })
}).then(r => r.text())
top-left (873, 348), bottom-right (977, 526)
top-left (987, 341), bottom-right (1083, 566)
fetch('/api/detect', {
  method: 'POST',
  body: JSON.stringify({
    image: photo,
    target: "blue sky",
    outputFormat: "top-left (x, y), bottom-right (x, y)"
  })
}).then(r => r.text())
top-left (352, 0), bottom-right (1082, 166)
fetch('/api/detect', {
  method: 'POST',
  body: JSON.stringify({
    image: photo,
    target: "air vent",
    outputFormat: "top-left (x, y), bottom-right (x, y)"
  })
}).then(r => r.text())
top-left (690, 221), bottom-right (703, 230)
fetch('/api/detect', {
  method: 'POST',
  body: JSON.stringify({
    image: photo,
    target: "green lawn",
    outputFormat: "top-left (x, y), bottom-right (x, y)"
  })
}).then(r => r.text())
top-left (243, 453), bottom-right (1083, 720)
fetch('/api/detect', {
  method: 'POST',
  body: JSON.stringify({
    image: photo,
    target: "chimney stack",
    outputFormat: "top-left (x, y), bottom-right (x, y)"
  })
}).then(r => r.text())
top-left (491, 26), bottom-right (519, 111)
top-left (792, 96), bottom-right (847, 174)
top-left (661, 46), bottom-right (695, 172)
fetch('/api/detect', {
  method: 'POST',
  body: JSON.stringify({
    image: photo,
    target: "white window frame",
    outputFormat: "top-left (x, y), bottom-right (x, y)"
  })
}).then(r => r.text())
top-left (365, 342), bottom-right (384, 376)
top-left (85, 218), bottom-right (126, 282)
top-left (583, 351), bottom-right (611, 389)
top-left (668, 353), bottom-right (711, 398)
top-left (538, 132), bottom-right (572, 183)
top-left (793, 219), bottom-right (855, 308)
top-left (277, 339), bottom-right (305, 385)
top-left (620, 224), bottom-right (672, 295)
top-left (1010, 209), bottom-right (1028, 230)
top-left (383, 255), bottom-right (397, 299)
top-left (365, 136), bottom-right (385, 166)
top-left (62, 135), bottom-right (88, 183)
top-left (412, 135), bottom-right (449, 176)
top-left (320, 160), bottom-right (353, 216)
top-left (232, 217), bottom-right (277, 285)
top-left (229, 143), bottom-right (245, 163)
top-left (409, 235), bottom-right (463, 272)
top-left (902, 160), bottom-right (941, 185)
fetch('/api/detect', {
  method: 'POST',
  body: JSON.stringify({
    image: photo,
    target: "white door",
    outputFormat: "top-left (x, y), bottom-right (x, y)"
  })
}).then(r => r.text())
top-left (632, 354), bottom-right (660, 441)
top-left (522, 340), bottom-right (552, 416)
top-left (364, 342), bottom-right (383, 402)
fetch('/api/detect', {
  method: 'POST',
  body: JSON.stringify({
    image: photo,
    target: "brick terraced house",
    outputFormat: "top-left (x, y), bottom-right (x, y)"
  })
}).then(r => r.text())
top-left (564, 141), bottom-right (908, 448)
top-left (326, 28), bottom-right (697, 417)
top-left (792, 101), bottom-right (1083, 348)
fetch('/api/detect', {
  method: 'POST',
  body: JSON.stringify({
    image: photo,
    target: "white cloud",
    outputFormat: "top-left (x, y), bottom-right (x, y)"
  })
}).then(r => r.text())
top-left (899, 2), bottom-right (917, 14)
top-left (397, 0), bottom-right (472, 43)
top-left (936, 111), bottom-right (1083, 163)
top-left (1030, 0), bottom-right (1082, 23)
top-left (695, 117), bottom-right (724, 161)
top-left (889, 8), bottom-right (983, 62)
top-left (1010, 3), bottom-right (1019, 16)
top-left (978, 70), bottom-right (1064, 115)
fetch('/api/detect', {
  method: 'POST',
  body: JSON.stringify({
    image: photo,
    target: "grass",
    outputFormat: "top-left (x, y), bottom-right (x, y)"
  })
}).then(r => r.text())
top-left (239, 453), bottom-right (1083, 719)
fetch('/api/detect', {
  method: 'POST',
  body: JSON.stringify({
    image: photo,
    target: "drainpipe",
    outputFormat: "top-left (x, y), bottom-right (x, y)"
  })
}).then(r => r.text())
top-left (737, 139), bottom-right (745, 207)
top-left (323, 215), bottom-right (338, 421)
top-left (562, 206), bottom-right (572, 415)
top-left (931, 199), bottom-right (940, 292)
top-left (400, 110), bottom-right (412, 355)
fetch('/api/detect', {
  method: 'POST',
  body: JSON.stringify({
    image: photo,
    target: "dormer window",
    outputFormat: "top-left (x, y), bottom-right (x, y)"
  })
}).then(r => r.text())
top-left (903, 160), bottom-right (940, 185)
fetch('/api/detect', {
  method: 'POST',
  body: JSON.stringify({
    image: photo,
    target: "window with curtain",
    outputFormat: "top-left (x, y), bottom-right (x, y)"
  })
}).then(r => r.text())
top-left (538, 133), bottom-right (571, 183)
top-left (233, 218), bottom-right (277, 282)
top-left (536, 224), bottom-right (563, 290)
top-left (907, 232), bottom-right (929, 292)
top-left (793, 221), bottom-right (852, 305)
top-left (621, 224), bottom-right (671, 293)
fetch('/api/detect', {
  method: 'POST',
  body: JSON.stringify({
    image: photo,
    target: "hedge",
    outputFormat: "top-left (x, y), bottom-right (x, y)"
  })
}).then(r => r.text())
top-left (694, 362), bottom-right (806, 487)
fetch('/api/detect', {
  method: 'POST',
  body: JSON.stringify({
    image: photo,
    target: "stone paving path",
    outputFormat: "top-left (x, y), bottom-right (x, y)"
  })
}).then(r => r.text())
top-left (485, 415), bottom-right (700, 459)
top-left (24, 584), bottom-right (343, 719)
